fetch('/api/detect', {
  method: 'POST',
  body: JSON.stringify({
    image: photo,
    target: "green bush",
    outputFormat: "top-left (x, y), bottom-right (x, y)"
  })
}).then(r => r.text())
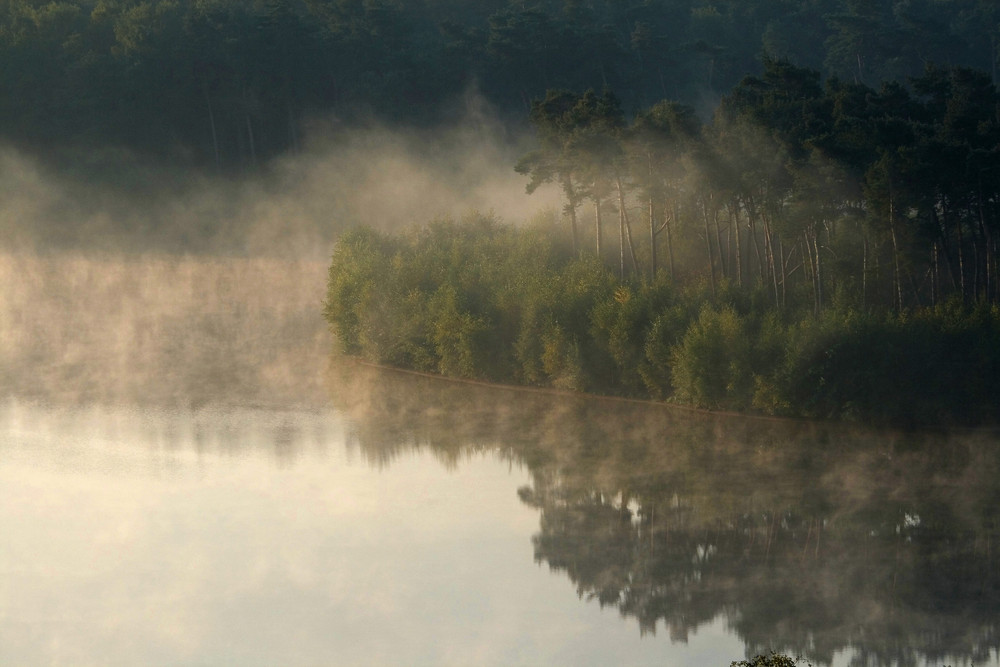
top-left (639, 305), bottom-right (689, 398)
top-left (324, 226), bottom-right (397, 355)
top-left (670, 304), bottom-right (753, 410)
top-left (540, 322), bottom-right (585, 390)
top-left (590, 279), bottom-right (675, 396)
top-left (775, 305), bottom-right (1000, 426)
top-left (749, 312), bottom-right (793, 414)
top-left (428, 284), bottom-right (491, 378)
top-left (730, 653), bottom-right (804, 667)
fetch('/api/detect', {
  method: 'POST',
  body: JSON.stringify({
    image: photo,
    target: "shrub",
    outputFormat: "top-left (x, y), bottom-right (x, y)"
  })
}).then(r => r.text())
top-left (670, 304), bottom-right (752, 410)
top-left (730, 653), bottom-right (804, 667)
top-left (776, 305), bottom-right (1000, 426)
top-left (540, 322), bottom-right (585, 390)
top-left (590, 279), bottom-right (675, 396)
top-left (640, 304), bottom-right (690, 398)
top-left (324, 226), bottom-right (396, 355)
top-left (428, 284), bottom-right (491, 379)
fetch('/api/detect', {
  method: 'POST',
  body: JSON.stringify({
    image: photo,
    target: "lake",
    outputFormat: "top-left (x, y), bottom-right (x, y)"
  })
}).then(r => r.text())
top-left (2, 252), bottom-right (998, 666)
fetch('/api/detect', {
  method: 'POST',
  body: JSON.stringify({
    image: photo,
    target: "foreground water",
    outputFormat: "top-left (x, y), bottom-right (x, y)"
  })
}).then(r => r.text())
top-left (0, 399), bottom-right (750, 666)
top-left (2, 252), bottom-right (999, 666)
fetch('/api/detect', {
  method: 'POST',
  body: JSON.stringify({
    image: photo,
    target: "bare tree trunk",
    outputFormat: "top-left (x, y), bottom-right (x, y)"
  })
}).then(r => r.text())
top-left (778, 236), bottom-right (787, 308)
top-left (752, 224), bottom-right (765, 284)
top-left (890, 189), bottom-right (903, 312)
top-left (594, 198), bottom-right (604, 260)
top-left (714, 208), bottom-right (727, 279)
top-left (666, 203), bottom-right (676, 282)
top-left (953, 202), bottom-right (967, 303)
top-left (874, 247), bottom-right (882, 309)
top-left (702, 199), bottom-right (717, 298)
top-left (813, 228), bottom-right (823, 313)
top-left (645, 152), bottom-right (658, 280)
top-left (932, 242), bottom-right (939, 306)
top-left (616, 178), bottom-right (637, 278)
top-left (744, 195), bottom-right (765, 284)
top-left (568, 204), bottom-right (580, 256)
top-left (619, 199), bottom-right (626, 279)
top-left (986, 222), bottom-right (996, 304)
top-left (863, 230), bottom-right (869, 309)
top-left (973, 215), bottom-right (982, 301)
top-left (649, 197), bottom-right (657, 280)
top-left (762, 213), bottom-right (779, 308)
top-left (977, 182), bottom-right (993, 303)
top-left (565, 180), bottom-right (580, 256)
top-left (805, 230), bottom-right (818, 314)
top-left (965, 200), bottom-right (983, 301)
top-left (732, 203), bottom-right (743, 287)
top-left (727, 214), bottom-right (734, 282)
top-left (933, 205), bottom-right (959, 292)
top-left (623, 205), bottom-right (638, 275)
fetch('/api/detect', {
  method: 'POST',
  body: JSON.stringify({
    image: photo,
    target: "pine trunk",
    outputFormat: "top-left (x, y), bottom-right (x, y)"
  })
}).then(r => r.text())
top-left (702, 199), bottom-right (717, 298)
top-left (594, 198), bottom-right (603, 260)
top-left (649, 197), bottom-right (657, 280)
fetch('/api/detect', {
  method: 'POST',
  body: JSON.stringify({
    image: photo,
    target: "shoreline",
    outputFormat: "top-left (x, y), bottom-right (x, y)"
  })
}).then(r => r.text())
top-left (333, 355), bottom-right (1000, 436)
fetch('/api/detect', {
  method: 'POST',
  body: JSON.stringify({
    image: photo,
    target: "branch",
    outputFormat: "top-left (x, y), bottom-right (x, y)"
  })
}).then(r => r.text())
top-left (655, 213), bottom-right (672, 236)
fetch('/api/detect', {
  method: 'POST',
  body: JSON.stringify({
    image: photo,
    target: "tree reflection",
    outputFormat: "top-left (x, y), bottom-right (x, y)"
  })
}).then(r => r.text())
top-left (326, 357), bottom-right (1000, 665)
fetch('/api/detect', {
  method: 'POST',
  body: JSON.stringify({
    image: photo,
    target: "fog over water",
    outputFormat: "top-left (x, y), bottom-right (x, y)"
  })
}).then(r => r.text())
top-left (0, 225), bottom-right (739, 664)
top-left (0, 112), bottom-right (561, 405)
top-left (2, 119), bottom-right (1000, 666)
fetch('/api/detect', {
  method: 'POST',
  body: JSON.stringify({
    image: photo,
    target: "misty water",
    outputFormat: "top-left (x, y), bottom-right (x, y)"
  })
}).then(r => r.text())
top-left (3, 252), bottom-right (1000, 667)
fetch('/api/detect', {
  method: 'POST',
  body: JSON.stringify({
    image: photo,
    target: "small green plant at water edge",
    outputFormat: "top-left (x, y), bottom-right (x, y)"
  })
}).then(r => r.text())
top-left (730, 653), bottom-right (809, 667)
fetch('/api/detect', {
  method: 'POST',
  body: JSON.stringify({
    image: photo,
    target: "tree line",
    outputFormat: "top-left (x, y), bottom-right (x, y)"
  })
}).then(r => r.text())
top-left (520, 59), bottom-right (1000, 311)
top-left (3, 0), bottom-right (1000, 166)
top-left (324, 213), bottom-right (1000, 426)
top-left (320, 47), bottom-right (1000, 426)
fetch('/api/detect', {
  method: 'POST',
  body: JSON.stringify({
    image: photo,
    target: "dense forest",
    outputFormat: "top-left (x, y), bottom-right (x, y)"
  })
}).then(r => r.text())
top-left (5, 0), bottom-right (1000, 423)
top-left (3, 0), bottom-right (1000, 166)
top-left (516, 62), bottom-right (1000, 311)
top-left (324, 213), bottom-right (1000, 426)
top-left (325, 49), bottom-right (1000, 425)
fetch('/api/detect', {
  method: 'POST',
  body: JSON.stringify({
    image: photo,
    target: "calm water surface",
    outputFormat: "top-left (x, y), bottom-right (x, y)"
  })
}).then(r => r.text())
top-left (0, 400), bottom-right (743, 666)
top-left (2, 253), bottom-right (998, 666)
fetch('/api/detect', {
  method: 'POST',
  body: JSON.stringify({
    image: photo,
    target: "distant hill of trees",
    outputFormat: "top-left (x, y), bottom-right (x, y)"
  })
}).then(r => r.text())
top-left (2, 0), bottom-right (1000, 165)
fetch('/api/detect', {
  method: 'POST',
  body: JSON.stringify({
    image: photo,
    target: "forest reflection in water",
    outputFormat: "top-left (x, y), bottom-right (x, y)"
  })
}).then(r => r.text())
top-left (328, 358), bottom-right (1000, 667)
top-left (4, 250), bottom-right (999, 665)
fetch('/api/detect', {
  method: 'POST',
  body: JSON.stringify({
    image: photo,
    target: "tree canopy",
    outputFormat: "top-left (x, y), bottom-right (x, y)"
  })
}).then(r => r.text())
top-left (3, 0), bottom-right (1000, 166)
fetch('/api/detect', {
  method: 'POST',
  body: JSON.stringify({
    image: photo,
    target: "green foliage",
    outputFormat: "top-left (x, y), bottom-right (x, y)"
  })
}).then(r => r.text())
top-left (327, 213), bottom-right (1000, 427)
top-left (326, 213), bottom-right (586, 383)
top-left (428, 284), bottom-right (490, 378)
top-left (540, 323), bottom-right (584, 391)
top-left (748, 312), bottom-right (793, 414)
top-left (731, 653), bottom-right (804, 667)
top-left (639, 303), bottom-right (689, 398)
top-left (590, 279), bottom-right (673, 395)
top-left (6, 0), bottom-right (1000, 168)
top-left (777, 304), bottom-right (1000, 426)
top-left (669, 304), bottom-right (753, 410)
top-left (323, 226), bottom-right (395, 355)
